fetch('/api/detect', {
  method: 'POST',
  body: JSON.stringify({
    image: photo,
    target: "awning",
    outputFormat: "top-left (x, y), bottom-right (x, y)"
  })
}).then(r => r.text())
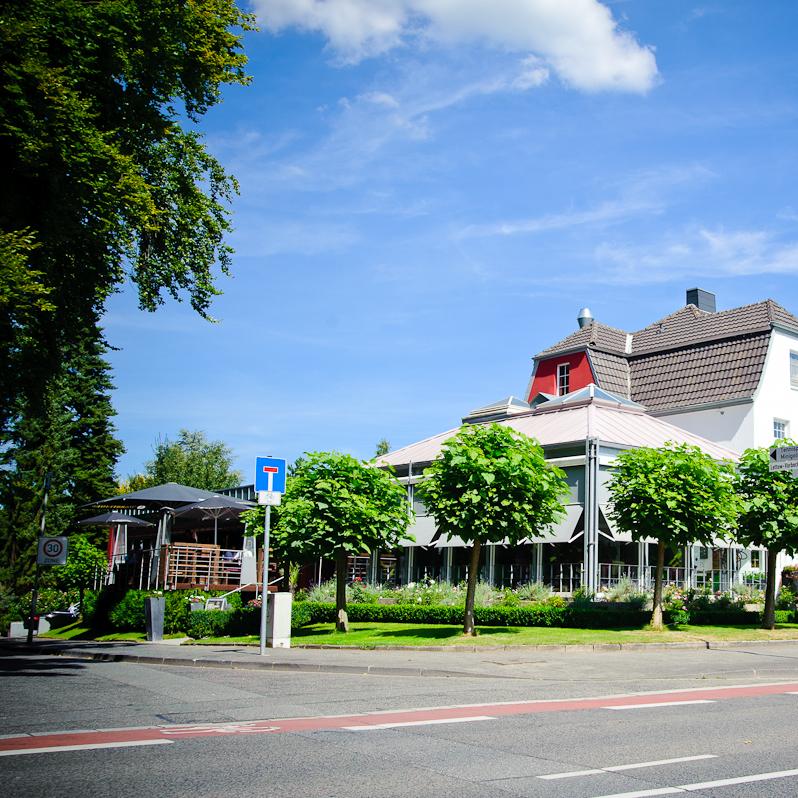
top-left (528, 504), bottom-right (584, 544)
top-left (401, 515), bottom-right (438, 547)
top-left (600, 504), bottom-right (656, 544)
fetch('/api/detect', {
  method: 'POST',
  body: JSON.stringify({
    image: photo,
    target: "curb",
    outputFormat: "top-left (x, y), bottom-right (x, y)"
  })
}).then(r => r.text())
top-left (9, 646), bottom-right (494, 679)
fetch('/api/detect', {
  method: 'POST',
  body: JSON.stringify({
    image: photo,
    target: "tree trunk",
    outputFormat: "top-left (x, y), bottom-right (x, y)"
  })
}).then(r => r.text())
top-left (650, 541), bottom-right (665, 631)
top-left (282, 560), bottom-right (291, 592)
top-left (762, 547), bottom-right (779, 630)
top-left (335, 549), bottom-right (349, 632)
top-left (463, 539), bottom-right (482, 636)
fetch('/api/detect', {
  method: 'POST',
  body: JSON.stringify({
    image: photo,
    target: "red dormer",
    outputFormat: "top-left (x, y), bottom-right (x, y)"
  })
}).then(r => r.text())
top-left (528, 351), bottom-right (595, 400)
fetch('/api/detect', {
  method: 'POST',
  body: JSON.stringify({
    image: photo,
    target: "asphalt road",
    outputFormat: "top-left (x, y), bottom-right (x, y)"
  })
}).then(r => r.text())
top-left (4, 643), bottom-right (798, 797)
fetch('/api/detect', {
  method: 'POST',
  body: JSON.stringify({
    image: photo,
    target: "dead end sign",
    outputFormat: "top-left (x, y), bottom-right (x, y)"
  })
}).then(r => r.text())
top-left (255, 457), bottom-right (287, 493)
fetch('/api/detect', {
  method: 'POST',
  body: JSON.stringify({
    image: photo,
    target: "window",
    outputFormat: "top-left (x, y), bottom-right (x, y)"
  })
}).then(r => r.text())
top-left (791, 352), bottom-right (798, 387)
top-left (774, 418), bottom-right (789, 440)
top-left (750, 550), bottom-right (761, 569)
top-left (557, 363), bottom-right (570, 396)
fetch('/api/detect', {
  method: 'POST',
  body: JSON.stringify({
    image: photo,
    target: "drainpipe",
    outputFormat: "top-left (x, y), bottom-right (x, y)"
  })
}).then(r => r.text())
top-left (584, 437), bottom-right (599, 594)
top-left (487, 545), bottom-right (496, 586)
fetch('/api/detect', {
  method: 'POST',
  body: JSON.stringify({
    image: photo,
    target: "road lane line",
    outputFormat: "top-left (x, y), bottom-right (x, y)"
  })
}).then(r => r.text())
top-left (603, 700), bottom-right (715, 710)
top-left (591, 767), bottom-right (798, 797)
top-left (680, 767), bottom-right (798, 790)
top-left (539, 754), bottom-right (717, 779)
top-left (0, 739), bottom-right (173, 757)
top-left (343, 715), bottom-right (495, 731)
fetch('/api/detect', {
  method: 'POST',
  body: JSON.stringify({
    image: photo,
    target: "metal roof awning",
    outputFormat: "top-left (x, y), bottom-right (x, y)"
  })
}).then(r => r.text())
top-left (600, 504), bottom-right (657, 543)
top-left (528, 504), bottom-right (584, 544)
top-left (401, 515), bottom-right (438, 547)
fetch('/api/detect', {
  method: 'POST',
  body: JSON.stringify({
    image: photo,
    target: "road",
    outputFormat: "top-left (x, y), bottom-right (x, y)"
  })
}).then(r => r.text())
top-left (4, 641), bottom-right (798, 797)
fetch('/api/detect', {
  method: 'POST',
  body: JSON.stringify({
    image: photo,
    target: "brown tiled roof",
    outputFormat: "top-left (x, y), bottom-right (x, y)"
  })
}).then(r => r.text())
top-left (533, 299), bottom-right (798, 411)
top-left (630, 332), bottom-right (770, 411)
top-left (631, 300), bottom-right (798, 354)
top-left (535, 321), bottom-right (628, 357)
top-left (589, 350), bottom-right (630, 398)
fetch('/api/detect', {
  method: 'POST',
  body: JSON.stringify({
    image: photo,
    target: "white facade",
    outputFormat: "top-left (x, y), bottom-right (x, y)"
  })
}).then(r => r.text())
top-left (658, 327), bottom-right (798, 453)
top-left (751, 329), bottom-right (798, 446)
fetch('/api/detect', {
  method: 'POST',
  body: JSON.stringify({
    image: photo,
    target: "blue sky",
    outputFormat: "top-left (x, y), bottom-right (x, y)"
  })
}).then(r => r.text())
top-left (103, 0), bottom-right (798, 484)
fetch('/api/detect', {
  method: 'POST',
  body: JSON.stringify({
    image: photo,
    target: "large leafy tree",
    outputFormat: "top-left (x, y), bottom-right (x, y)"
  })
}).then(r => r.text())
top-left (278, 452), bottom-right (412, 632)
top-left (0, 0), bottom-right (251, 592)
top-left (608, 443), bottom-right (738, 630)
top-left (0, 324), bottom-right (123, 590)
top-left (735, 443), bottom-right (798, 629)
top-left (129, 429), bottom-right (242, 492)
top-left (416, 423), bottom-right (568, 636)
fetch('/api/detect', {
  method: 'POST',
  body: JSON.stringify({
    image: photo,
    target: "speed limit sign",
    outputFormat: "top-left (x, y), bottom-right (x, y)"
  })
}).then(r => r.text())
top-left (37, 536), bottom-right (68, 566)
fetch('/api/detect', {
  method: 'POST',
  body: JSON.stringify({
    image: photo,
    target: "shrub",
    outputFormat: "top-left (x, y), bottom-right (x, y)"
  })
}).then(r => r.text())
top-left (515, 582), bottom-right (552, 602)
top-left (603, 578), bottom-right (648, 610)
top-left (774, 609), bottom-right (795, 624)
top-left (108, 590), bottom-right (151, 631)
top-left (776, 586), bottom-right (797, 611)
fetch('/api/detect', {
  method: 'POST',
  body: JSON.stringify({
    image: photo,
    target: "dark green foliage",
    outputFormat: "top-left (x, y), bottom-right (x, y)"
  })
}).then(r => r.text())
top-left (130, 430), bottom-right (243, 491)
top-left (0, 0), bottom-right (252, 592)
top-left (687, 609), bottom-right (762, 625)
top-left (108, 590), bottom-right (151, 631)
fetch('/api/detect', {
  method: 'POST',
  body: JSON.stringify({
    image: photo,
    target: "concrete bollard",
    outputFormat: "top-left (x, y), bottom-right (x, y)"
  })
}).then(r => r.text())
top-left (268, 592), bottom-right (292, 648)
top-left (144, 596), bottom-right (165, 642)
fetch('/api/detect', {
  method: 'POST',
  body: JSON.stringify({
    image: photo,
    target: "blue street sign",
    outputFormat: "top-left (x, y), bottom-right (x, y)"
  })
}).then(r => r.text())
top-left (255, 457), bottom-right (287, 494)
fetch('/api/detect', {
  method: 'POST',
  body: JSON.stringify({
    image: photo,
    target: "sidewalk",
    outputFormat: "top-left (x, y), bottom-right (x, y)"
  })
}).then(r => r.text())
top-left (5, 636), bottom-right (798, 682)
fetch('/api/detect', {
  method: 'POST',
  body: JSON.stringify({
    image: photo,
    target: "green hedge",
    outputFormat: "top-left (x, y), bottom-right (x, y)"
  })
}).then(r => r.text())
top-left (688, 609), bottom-right (762, 626)
top-left (187, 603), bottom-right (320, 639)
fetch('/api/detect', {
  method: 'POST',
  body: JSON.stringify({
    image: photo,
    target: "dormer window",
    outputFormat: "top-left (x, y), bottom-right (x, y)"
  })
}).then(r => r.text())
top-left (557, 363), bottom-right (570, 396)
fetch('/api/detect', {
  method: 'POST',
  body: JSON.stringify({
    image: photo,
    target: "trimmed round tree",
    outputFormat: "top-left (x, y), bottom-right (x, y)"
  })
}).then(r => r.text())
top-left (415, 423), bottom-right (568, 636)
top-left (735, 442), bottom-right (798, 629)
top-left (278, 452), bottom-right (412, 632)
top-left (607, 443), bottom-right (738, 630)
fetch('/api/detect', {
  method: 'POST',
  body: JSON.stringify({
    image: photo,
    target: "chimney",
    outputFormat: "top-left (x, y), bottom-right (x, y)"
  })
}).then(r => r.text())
top-left (686, 288), bottom-right (716, 313)
top-left (577, 307), bottom-right (594, 329)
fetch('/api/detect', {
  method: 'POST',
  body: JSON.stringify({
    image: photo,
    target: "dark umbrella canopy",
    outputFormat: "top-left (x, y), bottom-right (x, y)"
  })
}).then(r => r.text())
top-left (85, 482), bottom-right (221, 510)
top-left (171, 496), bottom-right (255, 545)
top-left (78, 512), bottom-right (155, 527)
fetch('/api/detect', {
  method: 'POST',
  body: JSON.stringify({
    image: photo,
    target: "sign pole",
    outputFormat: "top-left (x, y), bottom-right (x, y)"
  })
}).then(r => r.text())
top-left (259, 472), bottom-right (272, 656)
top-left (27, 471), bottom-right (51, 646)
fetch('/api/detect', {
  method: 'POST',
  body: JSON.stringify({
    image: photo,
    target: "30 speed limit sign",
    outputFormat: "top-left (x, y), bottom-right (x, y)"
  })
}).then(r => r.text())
top-left (37, 536), bottom-right (68, 566)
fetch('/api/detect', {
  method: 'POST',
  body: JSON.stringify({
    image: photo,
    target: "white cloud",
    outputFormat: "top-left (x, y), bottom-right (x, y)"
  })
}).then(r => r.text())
top-left (257, 0), bottom-right (658, 93)
top-left (594, 226), bottom-right (798, 284)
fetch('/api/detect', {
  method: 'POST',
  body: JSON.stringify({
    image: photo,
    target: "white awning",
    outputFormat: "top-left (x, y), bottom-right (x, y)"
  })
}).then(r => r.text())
top-left (401, 515), bottom-right (438, 547)
top-left (600, 504), bottom-right (656, 544)
top-left (528, 504), bottom-right (584, 544)
top-left (435, 534), bottom-right (467, 548)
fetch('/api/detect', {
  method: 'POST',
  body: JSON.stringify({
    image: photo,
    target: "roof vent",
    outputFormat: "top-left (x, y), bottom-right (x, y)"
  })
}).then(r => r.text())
top-left (577, 307), bottom-right (594, 329)
top-left (686, 288), bottom-right (716, 313)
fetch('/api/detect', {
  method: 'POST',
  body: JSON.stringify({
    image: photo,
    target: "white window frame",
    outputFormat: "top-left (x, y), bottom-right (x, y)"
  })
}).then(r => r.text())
top-left (791, 351), bottom-right (798, 388)
top-left (774, 418), bottom-right (789, 440)
top-left (557, 363), bottom-right (570, 396)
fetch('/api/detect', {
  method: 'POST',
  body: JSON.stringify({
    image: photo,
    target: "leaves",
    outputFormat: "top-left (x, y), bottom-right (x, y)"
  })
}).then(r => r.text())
top-left (415, 423), bottom-right (569, 545)
top-left (607, 443), bottom-right (739, 547)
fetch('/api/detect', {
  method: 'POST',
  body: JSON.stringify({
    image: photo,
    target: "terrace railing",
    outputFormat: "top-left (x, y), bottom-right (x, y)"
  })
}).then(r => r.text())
top-left (162, 544), bottom-right (242, 590)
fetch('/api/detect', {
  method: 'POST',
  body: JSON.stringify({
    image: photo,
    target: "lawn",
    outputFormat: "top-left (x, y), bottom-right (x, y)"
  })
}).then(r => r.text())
top-left (187, 621), bottom-right (798, 648)
top-left (40, 623), bottom-right (186, 642)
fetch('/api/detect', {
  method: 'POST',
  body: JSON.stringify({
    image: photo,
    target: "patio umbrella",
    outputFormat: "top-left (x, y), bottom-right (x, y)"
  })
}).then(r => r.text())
top-left (170, 496), bottom-right (255, 546)
top-left (78, 512), bottom-right (156, 564)
top-left (77, 512), bottom-right (155, 527)
top-left (84, 482), bottom-right (221, 511)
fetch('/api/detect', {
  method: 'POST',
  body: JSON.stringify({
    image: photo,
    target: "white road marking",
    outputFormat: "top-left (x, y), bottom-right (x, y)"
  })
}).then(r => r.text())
top-left (679, 767), bottom-right (798, 790)
top-left (0, 739), bottom-right (173, 757)
top-left (539, 754), bottom-right (717, 779)
top-left (343, 715), bottom-right (496, 731)
top-left (602, 700), bottom-right (715, 710)
top-left (591, 766), bottom-right (798, 797)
